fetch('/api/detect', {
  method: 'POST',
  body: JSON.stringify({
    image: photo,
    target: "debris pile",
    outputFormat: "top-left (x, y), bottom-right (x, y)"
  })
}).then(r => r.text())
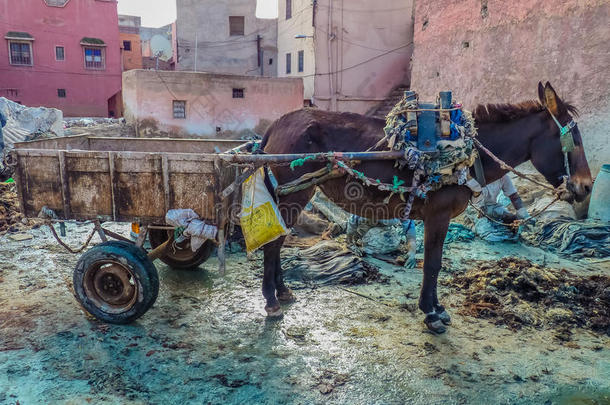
top-left (448, 257), bottom-right (610, 337)
top-left (64, 117), bottom-right (125, 128)
top-left (63, 117), bottom-right (135, 137)
top-left (0, 183), bottom-right (25, 234)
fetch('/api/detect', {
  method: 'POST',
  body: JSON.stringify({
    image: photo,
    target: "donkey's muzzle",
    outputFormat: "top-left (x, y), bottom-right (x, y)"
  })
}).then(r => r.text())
top-left (567, 177), bottom-right (593, 203)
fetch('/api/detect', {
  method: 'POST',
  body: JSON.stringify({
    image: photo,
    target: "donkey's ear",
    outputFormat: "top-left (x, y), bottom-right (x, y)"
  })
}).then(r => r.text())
top-left (538, 82), bottom-right (545, 104)
top-left (544, 82), bottom-right (560, 115)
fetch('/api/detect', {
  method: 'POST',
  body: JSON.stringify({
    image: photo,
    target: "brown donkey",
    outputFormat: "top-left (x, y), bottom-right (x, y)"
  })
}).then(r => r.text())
top-left (259, 82), bottom-right (592, 333)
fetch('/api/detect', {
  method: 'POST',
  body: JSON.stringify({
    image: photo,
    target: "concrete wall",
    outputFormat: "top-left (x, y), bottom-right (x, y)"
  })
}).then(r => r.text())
top-left (277, 0), bottom-right (316, 101)
top-left (176, 0), bottom-right (278, 76)
top-left (122, 70), bottom-right (303, 138)
top-left (410, 0), bottom-right (610, 175)
top-left (312, 0), bottom-right (414, 114)
top-left (120, 32), bottom-right (143, 70)
top-left (0, 0), bottom-right (122, 117)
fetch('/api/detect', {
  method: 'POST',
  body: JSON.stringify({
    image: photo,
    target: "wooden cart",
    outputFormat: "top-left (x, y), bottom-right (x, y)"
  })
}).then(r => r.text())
top-left (10, 135), bottom-right (404, 324)
top-left (11, 135), bottom-right (245, 323)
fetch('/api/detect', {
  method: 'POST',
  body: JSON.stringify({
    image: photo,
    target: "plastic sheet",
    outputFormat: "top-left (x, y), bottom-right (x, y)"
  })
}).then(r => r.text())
top-left (240, 167), bottom-right (289, 252)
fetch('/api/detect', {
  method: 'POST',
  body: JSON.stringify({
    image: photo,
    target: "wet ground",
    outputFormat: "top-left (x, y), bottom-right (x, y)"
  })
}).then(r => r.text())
top-left (0, 222), bottom-right (609, 404)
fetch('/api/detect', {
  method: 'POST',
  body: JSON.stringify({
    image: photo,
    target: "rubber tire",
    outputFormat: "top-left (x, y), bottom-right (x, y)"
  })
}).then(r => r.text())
top-left (149, 228), bottom-right (214, 270)
top-left (73, 241), bottom-right (159, 324)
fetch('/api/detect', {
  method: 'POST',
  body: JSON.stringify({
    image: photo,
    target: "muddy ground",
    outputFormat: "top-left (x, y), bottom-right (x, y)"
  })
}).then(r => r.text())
top-left (0, 220), bottom-right (608, 405)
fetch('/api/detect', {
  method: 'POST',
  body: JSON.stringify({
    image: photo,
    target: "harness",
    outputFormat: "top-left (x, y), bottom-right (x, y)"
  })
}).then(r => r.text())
top-left (546, 107), bottom-right (577, 179)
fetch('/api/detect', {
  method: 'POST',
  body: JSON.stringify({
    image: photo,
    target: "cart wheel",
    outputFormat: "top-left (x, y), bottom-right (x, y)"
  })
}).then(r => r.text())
top-left (149, 228), bottom-right (214, 270)
top-left (73, 241), bottom-right (159, 324)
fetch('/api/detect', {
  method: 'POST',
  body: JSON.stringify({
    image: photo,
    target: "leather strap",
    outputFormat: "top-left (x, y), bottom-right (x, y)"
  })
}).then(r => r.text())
top-left (473, 154), bottom-right (486, 187)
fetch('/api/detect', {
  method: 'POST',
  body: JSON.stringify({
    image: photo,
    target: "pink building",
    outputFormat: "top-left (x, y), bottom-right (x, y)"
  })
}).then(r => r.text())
top-left (0, 0), bottom-right (122, 117)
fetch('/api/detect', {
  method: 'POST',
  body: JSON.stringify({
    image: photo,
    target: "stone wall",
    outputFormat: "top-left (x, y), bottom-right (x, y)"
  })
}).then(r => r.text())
top-left (410, 0), bottom-right (610, 174)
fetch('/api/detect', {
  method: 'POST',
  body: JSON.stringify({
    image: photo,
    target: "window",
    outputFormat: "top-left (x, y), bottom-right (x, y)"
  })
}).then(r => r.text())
top-left (57, 89), bottom-right (66, 98)
top-left (173, 100), bottom-right (186, 119)
top-left (298, 50), bottom-right (304, 73)
top-left (123, 40), bottom-right (132, 51)
top-left (9, 42), bottom-right (32, 66)
top-left (44, 0), bottom-right (70, 6)
top-left (232, 88), bottom-right (245, 99)
top-left (229, 16), bottom-right (245, 36)
top-left (55, 46), bottom-right (65, 61)
top-left (286, 0), bottom-right (292, 19)
top-left (269, 58), bottom-right (273, 65)
top-left (285, 53), bottom-right (291, 74)
top-left (84, 47), bottom-right (104, 69)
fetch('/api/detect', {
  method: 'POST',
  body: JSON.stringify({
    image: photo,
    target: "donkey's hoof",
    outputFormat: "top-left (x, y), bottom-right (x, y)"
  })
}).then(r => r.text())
top-left (265, 304), bottom-right (283, 318)
top-left (424, 314), bottom-right (447, 334)
top-left (435, 306), bottom-right (452, 325)
top-left (277, 288), bottom-right (296, 303)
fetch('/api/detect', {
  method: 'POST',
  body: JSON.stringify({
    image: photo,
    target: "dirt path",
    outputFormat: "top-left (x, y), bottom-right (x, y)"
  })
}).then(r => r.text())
top-left (0, 224), bottom-right (608, 404)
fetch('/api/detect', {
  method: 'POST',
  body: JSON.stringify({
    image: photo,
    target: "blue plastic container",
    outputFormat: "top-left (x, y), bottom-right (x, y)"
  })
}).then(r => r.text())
top-left (588, 164), bottom-right (610, 222)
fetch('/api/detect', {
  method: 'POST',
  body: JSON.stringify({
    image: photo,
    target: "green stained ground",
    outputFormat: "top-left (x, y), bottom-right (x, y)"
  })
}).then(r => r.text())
top-left (0, 223), bottom-right (608, 404)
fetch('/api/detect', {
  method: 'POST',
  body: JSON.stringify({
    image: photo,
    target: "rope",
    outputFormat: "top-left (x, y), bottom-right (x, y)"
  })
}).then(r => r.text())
top-left (289, 155), bottom-right (316, 170)
top-left (472, 137), bottom-right (556, 192)
top-left (469, 195), bottom-right (560, 228)
top-left (47, 221), bottom-right (98, 254)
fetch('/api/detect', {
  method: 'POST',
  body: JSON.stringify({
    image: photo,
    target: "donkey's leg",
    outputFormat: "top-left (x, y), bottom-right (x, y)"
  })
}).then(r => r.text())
top-left (420, 214), bottom-right (451, 334)
top-left (273, 190), bottom-right (315, 305)
top-left (273, 236), bottom-right (295, 302)
top-left (433, 293), bottom-right (451, 325)
top-left (263, 238), bottom-right (283, 317)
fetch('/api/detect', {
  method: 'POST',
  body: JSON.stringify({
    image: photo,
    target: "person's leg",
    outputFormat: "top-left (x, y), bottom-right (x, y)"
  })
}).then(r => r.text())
top-left (402, 220), bottom-right (417, 268)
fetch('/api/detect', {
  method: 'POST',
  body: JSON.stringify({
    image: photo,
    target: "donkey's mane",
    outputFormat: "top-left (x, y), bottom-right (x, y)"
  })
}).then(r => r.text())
top-left (473, 100), bottom-right (579, 124)
top-left (473, 100), bottom-right (544, 123)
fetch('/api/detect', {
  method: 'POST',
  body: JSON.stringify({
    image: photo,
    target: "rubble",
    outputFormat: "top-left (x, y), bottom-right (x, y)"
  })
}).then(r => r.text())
top-left (0, 183), bottom-right (39, 234)
top-left (447, 257), bottom-right (610, 337)
top-left (63, 117), bottom-right (135, 137)
top-left (63, 117), bottom-right (125, 128)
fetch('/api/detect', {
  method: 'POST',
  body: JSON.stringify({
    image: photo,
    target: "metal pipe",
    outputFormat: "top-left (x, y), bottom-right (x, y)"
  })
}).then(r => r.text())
top-left (147, 239), bottom-right (170, 261)
top-left (217, 150), bottom-right (403, 164)
top-left (101, 227), bottom-right (131, 243)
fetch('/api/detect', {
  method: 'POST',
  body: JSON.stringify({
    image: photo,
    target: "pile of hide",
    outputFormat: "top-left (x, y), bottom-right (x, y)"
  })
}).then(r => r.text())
top-left (282, 241), bottom-right (382, 288)
top-left (383, 94), bottom-right (479, 195)
top-left (521, 218), bottom-right (610, 259)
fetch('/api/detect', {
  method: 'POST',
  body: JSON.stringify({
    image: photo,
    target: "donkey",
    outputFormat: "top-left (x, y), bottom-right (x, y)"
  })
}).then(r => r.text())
top-left (259, 82), bottom-right (592, 333)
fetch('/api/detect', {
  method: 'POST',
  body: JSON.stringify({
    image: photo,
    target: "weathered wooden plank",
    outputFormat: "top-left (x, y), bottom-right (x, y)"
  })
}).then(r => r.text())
top-left (57, 151), bottom-right (71, 219)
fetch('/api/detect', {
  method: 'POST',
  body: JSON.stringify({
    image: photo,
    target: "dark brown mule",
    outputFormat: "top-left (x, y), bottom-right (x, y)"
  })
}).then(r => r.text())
top-left (259, 82), bottom-right (592, 333)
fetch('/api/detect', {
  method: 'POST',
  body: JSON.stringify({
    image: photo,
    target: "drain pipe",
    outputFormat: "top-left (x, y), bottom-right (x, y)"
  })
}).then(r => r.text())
top-left (328, 0), bottom-right (336, 111)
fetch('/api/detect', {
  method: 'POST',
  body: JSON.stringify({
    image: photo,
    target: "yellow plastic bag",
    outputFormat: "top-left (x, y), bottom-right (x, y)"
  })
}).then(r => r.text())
top-left (240, 167), bottom-right (289, 252)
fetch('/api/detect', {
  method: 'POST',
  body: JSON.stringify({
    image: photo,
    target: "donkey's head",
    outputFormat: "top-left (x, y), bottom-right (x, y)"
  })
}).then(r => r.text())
top-left (530, 82), bottom-right (593, 202)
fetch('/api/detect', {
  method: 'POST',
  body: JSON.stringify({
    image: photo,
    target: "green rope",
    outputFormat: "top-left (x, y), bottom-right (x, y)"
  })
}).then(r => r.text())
top-left (392, 176), bottom-right (405, 191)
top-left (290, 155), bottom-right (316, 170)
top-left (174, 226), bottom-right (185, 240)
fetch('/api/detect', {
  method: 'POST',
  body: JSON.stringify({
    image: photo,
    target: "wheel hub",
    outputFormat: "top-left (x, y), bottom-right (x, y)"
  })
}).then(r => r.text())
top-left (84, 261), bottom-right (137, 313)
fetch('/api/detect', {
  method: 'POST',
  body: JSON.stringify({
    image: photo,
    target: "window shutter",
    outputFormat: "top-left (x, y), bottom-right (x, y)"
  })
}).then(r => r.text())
top-left (229, 16), bottom-right (245, 36)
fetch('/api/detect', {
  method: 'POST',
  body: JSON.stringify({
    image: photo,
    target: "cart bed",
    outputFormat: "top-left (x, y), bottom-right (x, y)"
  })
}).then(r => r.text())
top-left (12, 135), bottom-right (244, 223)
